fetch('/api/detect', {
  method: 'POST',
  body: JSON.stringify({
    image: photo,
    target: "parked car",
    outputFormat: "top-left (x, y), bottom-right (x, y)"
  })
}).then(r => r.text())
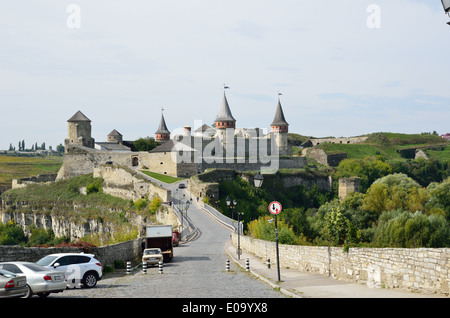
top-left (142, 248), bottom-right (163, 265)
top-left (0, 268), bottom-right (27, 298)
top-left (36, 253), bottom-right (102, 288)
top-left (178, 183), bottom-right (186, 189)
top-left (0, 262), bottom-right (65, 298)
top-left (172, 231), bottom-right (180, 246)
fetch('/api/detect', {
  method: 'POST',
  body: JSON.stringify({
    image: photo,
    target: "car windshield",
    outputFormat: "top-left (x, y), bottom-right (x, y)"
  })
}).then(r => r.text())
top-left (0, 269), bottom-right (16, 278)
top-left (144, 250), bottom-right (160, 255)
top-left (36, 255), bottom-right (58, 266)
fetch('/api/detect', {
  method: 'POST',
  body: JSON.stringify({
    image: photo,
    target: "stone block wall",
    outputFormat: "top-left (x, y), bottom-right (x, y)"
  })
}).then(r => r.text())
top-left (12, 174), bottom-right (58, 189)
top-left (0, 238), bottom-right (143, 267)
top-left (338, 177), bottom-right (360, 200)
top-left (96, 165), bottom-right (171, 202)
top-left (308, 148), bottom-right (347, 167)
top-left (232, 233), bottom-right (450, 296)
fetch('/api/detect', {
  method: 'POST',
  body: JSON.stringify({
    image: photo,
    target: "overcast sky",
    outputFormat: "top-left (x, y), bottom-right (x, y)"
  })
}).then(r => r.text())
top-left (1, 1), bottom-right (449, 150)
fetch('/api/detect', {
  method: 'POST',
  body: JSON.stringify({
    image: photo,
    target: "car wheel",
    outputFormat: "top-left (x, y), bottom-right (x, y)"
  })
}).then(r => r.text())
top-left (22, 285), bottom-right (33, 298)
top-left (82, 272), bottom-right (98, 288)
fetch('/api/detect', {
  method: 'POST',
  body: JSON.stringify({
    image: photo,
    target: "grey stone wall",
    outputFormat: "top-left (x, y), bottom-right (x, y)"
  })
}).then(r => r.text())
top-left (56, 147), bottom-right (138, 180)
top-left (232, 233), bottom-right (450, 296)
top-left (0, 238), bottom-right (143, 267)
top-left (308, 148), bottom-right (347, 167)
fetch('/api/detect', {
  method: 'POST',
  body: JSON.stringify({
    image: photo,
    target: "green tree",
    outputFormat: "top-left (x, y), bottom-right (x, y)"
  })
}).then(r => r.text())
top-left (335, 157), bottom-right (392, 192)
top-left (134, 137), bottom-right (158, 151)
top-left (362, 173), bottom-right (429, 214)
top-left (0, 220), bottom-right (27, 245)
top-left (374, 210), bottom-right (450, 247)
top-left (27, 227), bottom-right (55, 246)
top-left (247, 216), bottom-right (297, 245)
top-left (56, 143), bottom-right (65, 154)
top-left (427, 177), bottom-right (450, 221)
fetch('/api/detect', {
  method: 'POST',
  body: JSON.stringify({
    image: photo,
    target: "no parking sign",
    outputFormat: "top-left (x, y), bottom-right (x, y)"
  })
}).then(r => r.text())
top-left (269, 201), bottom-right (282, 215)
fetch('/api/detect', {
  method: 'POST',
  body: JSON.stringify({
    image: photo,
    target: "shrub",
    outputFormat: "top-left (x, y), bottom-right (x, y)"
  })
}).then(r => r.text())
top-left (247, 216), bottom-right (297, 245)
top-left (0, 220), bottom-right (27, 245)
top-left (149, 196), bottom-right (162, 214)
top-left (374, 210), bottom-right (450, 247)
top-left (86, 178), bottom-right (103, 194)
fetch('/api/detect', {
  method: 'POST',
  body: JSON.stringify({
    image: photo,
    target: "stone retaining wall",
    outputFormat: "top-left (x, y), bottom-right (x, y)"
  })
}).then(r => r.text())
top-left (232, 233), bottom-right (450, 296)
top-left (0, 238), bottom-right (143, 267)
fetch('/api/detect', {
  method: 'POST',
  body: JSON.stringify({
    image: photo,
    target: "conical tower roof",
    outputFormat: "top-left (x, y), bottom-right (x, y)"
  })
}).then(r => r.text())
top-left (108, 129), bottom-right (122, 137)
top-left (68, 110), bottom-right (91, 122)
top-left (215, 93), bottom-right (236, 122)
top-left (270, 99), bottom-right (289, 127)
top-left (155, 113), bottom-right (170, 135)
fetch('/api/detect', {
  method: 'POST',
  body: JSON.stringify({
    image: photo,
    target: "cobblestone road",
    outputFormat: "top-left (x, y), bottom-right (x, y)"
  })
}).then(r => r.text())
top-left (51, 200), bottom-right (286, 298)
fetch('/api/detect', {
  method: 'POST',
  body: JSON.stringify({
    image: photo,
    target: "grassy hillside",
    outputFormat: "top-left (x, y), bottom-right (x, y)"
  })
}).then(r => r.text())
top-left (0, 155), bottom-right (63, 191)
top-left (316, 132), bottom-right (449, 162)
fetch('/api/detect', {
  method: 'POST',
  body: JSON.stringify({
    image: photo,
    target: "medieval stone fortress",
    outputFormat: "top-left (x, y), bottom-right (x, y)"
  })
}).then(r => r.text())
top-left (58, 92), bottom-right (307, 180)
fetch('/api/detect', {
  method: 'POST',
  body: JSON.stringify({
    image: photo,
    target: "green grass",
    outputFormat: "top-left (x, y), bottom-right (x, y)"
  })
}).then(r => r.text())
top-left (1, 174), bottom-right (137, 220)
top-left (0, 155), bottom-right (63, 189)
top-left (425, 145), bottom-right (450, 161)
top-left (315, 132), bottom-right (449, 163)
top-left (139, 170), bottom-right (184, 183)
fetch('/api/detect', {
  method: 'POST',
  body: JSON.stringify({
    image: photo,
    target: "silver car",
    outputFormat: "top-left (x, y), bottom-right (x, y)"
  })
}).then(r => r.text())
top-left (0, 262), bottom-right (66, 298)
top-left (0, 268), bottom-right (27, 298)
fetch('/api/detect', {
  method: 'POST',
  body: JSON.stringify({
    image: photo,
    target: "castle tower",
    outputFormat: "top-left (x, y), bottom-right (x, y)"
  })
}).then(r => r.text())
top-left (155, 112), bottom-right (171, 143)
top-left (215, 92), bottom-right (236, 131)
top-left (64, 110), bottom-right (95, 153)
top-left (270, 99), bottom-right (289, 155)
top-left (107, 129), bottom-right (123, 144)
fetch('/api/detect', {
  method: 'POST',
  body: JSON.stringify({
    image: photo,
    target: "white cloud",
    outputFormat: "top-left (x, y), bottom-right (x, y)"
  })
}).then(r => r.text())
top-left (1, 0), bottom-right (450, 150)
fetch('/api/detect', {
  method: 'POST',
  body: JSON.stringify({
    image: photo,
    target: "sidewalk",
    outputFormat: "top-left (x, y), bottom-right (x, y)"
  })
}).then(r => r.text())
top-left (224, 240), bottom-right (446, 298)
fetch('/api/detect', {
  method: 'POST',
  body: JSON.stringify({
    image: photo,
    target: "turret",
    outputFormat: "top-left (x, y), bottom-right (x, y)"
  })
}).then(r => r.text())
top-left (155, 113), bottom-right (171, 143)
top-left (107, 129), bottom-right (123, 144)
top-left (215, 93), bottom-right (236, 131)
top-left (64, 110), bottom-right (95, 153)
top-left (270, 99), bottom-right (290, 155)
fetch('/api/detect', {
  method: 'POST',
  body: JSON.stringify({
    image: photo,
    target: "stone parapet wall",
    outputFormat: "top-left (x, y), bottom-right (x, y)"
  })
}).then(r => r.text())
top-left (232, 233), bottom-right (450, 296)
top-left (0, 238), bottom-right (143, 267)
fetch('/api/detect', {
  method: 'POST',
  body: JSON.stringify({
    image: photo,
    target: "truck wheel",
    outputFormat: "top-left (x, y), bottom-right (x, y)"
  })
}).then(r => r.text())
top-left (82, 272), bottom-right (98, 288)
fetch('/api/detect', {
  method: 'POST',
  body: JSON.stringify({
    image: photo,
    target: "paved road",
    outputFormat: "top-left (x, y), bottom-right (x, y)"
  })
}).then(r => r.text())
top-left (52, 188), bottom-right (286, 298)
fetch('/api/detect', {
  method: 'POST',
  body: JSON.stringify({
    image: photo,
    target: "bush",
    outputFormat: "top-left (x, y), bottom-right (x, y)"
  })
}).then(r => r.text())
top-left (149, 196), bottom-right (162, 214)
top-left (374, 210), bottom-right (450, 247)
top-left (362, 173), bottom-right (430, 214)
top-left (134, 198), bottom-right (148, 211)
top-left (0, 220), bottom-right (27, 245)
top-left (247, 216), bottom-right (298, 245)
top-left (86, 178), bottom-right (103, 194)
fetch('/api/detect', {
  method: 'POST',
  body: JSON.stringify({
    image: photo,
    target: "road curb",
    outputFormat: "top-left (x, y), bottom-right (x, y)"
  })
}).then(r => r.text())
top-left (225, 241), bottom-right (301, 298)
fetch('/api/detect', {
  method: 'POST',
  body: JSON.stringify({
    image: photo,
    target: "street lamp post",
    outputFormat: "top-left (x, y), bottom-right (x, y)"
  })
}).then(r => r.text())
top-left (237, 212), bottom-right (243, 260)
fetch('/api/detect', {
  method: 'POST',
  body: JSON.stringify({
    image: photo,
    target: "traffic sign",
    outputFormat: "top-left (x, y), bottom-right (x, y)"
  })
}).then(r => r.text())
top-left (269, 201), bottom-right (282, 215)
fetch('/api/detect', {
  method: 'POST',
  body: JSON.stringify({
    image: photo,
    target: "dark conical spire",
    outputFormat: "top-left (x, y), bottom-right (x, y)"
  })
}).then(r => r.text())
top-left (270, 99), bottom-right (289, 127)
top-left (155, 113), bottom-right (170, 135)
top-left (215, 92), bottom-right (236, 122)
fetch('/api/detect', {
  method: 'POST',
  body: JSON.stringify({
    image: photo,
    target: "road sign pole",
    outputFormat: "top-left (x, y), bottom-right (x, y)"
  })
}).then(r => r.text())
top-left (274, 214), bottom-right (281, 282)
top-left (269, 201), bottom-right (282, 282)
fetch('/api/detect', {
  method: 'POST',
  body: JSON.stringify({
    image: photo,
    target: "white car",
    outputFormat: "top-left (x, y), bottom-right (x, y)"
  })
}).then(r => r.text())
top-left (0, 262), bottom-right (66, 298)
top-left (142, 248), bottom-right (163, 265)
top-left (36, 253), bottom-right (102, 288)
